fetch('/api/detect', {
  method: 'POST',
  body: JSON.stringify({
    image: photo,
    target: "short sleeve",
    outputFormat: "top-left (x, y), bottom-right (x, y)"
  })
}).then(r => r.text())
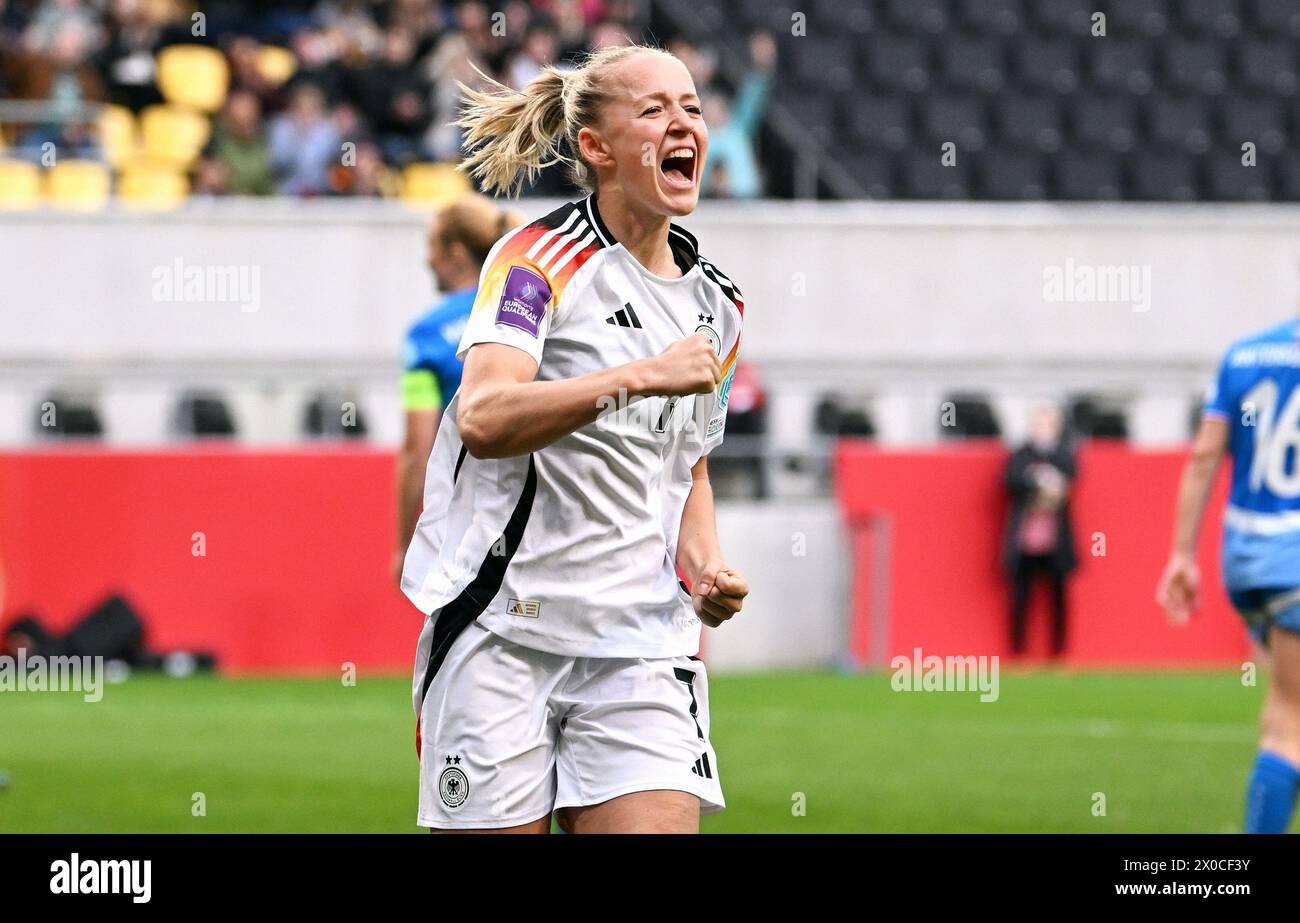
top-left (1202, 349), bottom-right (1234, 421)
top-left (456, 243), bottom-right (554, 369)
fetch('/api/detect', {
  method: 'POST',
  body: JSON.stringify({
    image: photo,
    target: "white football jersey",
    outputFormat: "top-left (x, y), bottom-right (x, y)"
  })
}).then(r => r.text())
top-left (401, 195), bottom-right (745, 659)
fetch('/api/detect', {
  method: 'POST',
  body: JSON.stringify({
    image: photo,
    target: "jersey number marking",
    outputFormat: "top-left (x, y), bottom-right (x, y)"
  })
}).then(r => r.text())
top-left (1243, 377), bottom-right (1300, 498)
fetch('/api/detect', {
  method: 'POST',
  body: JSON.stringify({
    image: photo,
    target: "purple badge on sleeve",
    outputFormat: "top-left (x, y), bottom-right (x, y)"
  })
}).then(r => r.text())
top-left (495, 265), bottom-right (550, 338)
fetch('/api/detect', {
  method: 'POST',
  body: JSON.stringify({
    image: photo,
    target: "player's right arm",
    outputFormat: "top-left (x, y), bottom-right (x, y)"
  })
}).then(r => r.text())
top-left (1156, 415), bottom-right (1230, 624)
top-left (453, 228), bottom-right (719, 459)
top-left (457, 335), bottom-right (720, 459)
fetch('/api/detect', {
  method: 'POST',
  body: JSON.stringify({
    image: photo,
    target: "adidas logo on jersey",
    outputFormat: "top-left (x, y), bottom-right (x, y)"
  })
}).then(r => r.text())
top-left (605, 302), bottom-right (643, 329)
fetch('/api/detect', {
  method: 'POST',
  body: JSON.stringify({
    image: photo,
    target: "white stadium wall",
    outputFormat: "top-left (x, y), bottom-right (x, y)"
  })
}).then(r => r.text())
top-left (3, 200), bottom-right (1300, 449)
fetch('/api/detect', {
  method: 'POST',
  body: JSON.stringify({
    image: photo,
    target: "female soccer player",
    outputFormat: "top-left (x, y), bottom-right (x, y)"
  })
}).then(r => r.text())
top-left (1157, 318), bottom-right (1300, 833)
top-left (393, 194), bottom-right (522, 585)
top-left (401, 45), bottom-right (750, 833)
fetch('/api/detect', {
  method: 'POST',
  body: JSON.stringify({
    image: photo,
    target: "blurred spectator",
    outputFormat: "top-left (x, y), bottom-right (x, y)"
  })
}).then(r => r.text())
top-left (225, 35), bottom-right (287, 113)
top-left (506, 22), bottom-right (557, 89)
top-left (1001, 403), bottom-right (1079, 658)
top-left (548, 0), bottom-right (589, 63)
top-left (422, 29), bottom-right (489, 162)
top-left (268, 80), bottom-right (340, 195)
top-left (698, 33), bottom-right (773, 200)
top-left (0, 0), bottom-right (770, 199)
top-left (347, 27), bottom-right (430, 164)
top-left (12, 14), bottom-right (104, 157)
top-left (314, 0), bottom-right (382, 61)
top-left (333, 139), bottom-right (397, 197)
top-left (97, 0), bottom-right (164, 113)
top-left (21, 0), bottom-right (101, 54)
top-left (206, 90), bottom-right (273, 196)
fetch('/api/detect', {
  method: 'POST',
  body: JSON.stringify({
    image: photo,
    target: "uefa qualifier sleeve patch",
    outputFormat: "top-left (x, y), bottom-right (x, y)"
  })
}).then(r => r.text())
top-left (495, 265), bottom-right (550, 338)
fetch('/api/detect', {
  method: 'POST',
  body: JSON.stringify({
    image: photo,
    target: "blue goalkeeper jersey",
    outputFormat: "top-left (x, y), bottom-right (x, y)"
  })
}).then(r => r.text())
top-left (401, 287), bottom-right (475, 412)
top-left (1203, 318), bottom-right (1300, 590)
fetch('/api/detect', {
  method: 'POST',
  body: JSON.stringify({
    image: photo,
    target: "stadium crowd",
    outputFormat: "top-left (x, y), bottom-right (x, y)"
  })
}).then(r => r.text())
top-left (0, 0), bottom-right (772, 199)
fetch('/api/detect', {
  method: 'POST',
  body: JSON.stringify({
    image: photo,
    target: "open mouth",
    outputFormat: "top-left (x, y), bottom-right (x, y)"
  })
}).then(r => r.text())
top-left (659, 147), bottom-right (696, 189)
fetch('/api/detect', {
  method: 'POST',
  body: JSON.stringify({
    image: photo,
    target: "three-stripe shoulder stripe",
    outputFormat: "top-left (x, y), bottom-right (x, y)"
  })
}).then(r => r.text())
top-left (524, 208), bottom-right (581, 262)
top-left (699, 259), bottom-right (740, 296)
top-left (521, 205), bottom-right (599, 275)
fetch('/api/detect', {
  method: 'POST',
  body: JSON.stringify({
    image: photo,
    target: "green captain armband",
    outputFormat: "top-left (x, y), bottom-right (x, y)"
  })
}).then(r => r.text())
top-left (401, 369), bottom-right (442, 411)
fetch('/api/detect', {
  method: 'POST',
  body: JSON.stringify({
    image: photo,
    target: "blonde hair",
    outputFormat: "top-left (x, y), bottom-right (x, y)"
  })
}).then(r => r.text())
top-left (435, 193), bottom-right (525, 265)
top-left (456, 45), bottom-right (679, 197)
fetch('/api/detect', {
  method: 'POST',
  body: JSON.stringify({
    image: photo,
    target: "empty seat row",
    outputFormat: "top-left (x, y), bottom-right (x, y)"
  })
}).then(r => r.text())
top-left (837, 148), bottom-right (1298, 200)
top-left (829, 93), bottom-right (1299, 155)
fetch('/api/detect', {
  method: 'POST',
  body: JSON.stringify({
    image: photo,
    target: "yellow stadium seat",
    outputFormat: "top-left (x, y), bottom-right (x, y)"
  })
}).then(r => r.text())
top-left (43, 159), bottom-right (111, 210)
top-left (97, 104), bottom-right (141, 167)
top-left (117, 162), bottom-right (189, 210)
top-left (399, 162), bottom-right (471, 207)
top-left (139, 104), bottom-right (211, 168)
top-left (0, 158), bottom-right (41, 209)
top-left (156, 44), bottom-right (230, 113)
top-left (256, 46), bottom-right (298, 86)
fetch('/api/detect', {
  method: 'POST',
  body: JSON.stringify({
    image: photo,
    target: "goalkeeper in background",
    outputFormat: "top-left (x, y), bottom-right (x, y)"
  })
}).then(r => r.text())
top-left (393, 195), bottom-right (522, 583)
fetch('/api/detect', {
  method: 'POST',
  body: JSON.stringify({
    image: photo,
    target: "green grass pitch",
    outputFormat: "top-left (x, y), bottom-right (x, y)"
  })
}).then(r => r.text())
top-left (1, 668), bottom-right (1286, 833)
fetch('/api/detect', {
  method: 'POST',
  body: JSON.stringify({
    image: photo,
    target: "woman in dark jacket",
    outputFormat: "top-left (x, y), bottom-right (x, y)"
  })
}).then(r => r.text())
top-left (1002, 404), bottom-right (1078, 657)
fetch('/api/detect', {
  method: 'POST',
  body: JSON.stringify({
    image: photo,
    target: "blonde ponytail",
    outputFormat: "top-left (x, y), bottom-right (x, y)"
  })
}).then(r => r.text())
top-left (455, 45), bottom-right (679, 198)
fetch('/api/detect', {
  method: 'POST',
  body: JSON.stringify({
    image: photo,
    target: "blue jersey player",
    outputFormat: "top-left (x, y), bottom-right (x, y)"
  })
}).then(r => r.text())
top-left (1158, 318), bottom-right (1300, 833)
top-left (393, 195), bottom-right (520, 583)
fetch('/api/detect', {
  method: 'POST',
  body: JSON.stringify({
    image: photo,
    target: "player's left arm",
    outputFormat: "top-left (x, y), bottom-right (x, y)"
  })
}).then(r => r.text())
top-left (677, 456), bottom-right (749, 628)
top-left (1156, 416), bottom-right (1230, 623)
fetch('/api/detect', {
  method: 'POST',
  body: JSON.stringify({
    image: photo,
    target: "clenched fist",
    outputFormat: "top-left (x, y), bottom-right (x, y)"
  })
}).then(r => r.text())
top-left (693, 563), bottom-right (749, 628)
top-left (638, 333), bottom-right (722, 397)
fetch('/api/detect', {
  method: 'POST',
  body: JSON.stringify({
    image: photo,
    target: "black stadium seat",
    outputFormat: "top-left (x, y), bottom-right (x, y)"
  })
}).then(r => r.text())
top-left (1147, 96), bottom-right (1213, 154)
top-left (811, 0), bottom-right (873, 34)
top-left (1180, 0), bottom-right (1244, 38)
top-left (901, 154), bottom-right (972, 199)
top-left (1130, 153), bottom-right (1199, 200)
top-left (1014, 36), bottom-right (1079, 93)
top-left (1113, 0), bottom-right (1171, 38)
top-left (1248, 0), bottom-right (1300, 38)
top-left (1070, 96), bottom-right (1138, 152)
top-left (865, 33), bottom-right (931, 93)
top-left (766, 0), bottom-right (1300, 201)
top-left (1206, 152), bottom-right (1273, 200)
top-left (1219, 96), bottom-right (1287, 154)
top-left (787, 35), bottom-right (855, 93)
top-left (1236, 38), bottom-right (1299, 95)
top-left (993, 93), bottom-right (1063, 152)
top-left (921, 94), bottom-right (990, 151)
top-left (943, 35), bottom-right (1006, 92)
top-left (975, 149), bottom-right (1046, 199)
top-left (1053, 153), bottom-right (1123, 199)
top-left (887, 0), bottom-right (949, 35)
top-left (1276, 152), bottom-right (1300, 199)
top-left (959, 0), bottom-right (1023, 34)
top-left (848, 96), bottom-right (912, 151)
top-left (1162, 38), bottom-right (1229, 95)
top-left (834, 149), bottom-right (896, 199)
top-left (1089, 39), bottom-right (1156, 95)
top-left (779, 90), bottom-right (835, 149)
top-left (1032, 0), bottom-right (1094, 35)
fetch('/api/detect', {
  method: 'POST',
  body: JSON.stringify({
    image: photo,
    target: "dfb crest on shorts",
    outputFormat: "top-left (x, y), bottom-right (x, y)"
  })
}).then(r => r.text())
top-left (695, 311), bottom-right (720, 355)
top-left (439, 755), bottom-right (470, 808)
